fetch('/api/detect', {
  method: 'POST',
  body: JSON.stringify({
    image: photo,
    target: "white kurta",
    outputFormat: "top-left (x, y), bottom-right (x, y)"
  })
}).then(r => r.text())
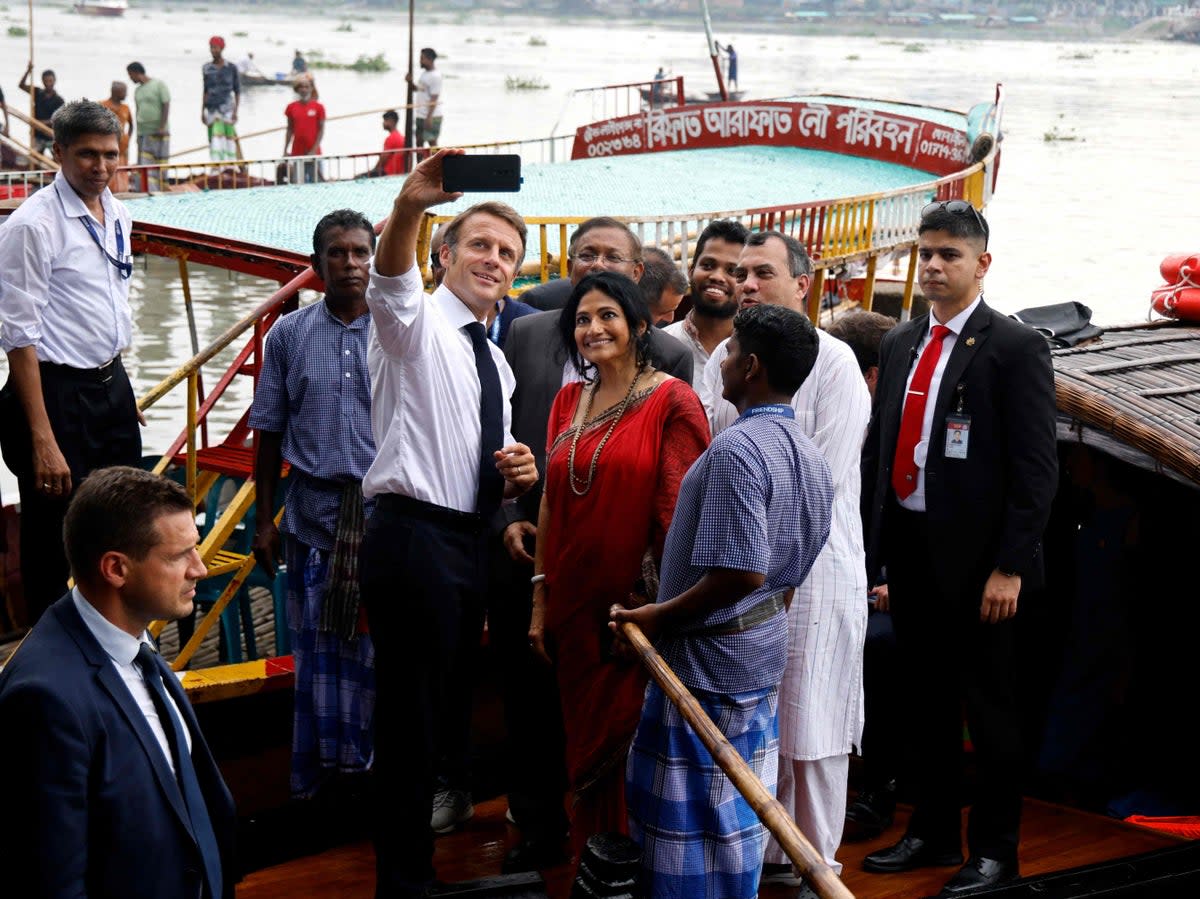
top-left (700, 328), bottom-right (870, 760)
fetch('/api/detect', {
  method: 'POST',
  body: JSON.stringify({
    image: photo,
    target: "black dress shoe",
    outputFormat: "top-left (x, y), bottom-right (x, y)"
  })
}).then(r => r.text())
top-left (501, 838), bottom-right (570, 874)
top-left (934, 856), bottom-right (1019, 896)
top-left (843, 781), bottom-right (897, 842)
top-left (863, 834), bottom-right (964, 873)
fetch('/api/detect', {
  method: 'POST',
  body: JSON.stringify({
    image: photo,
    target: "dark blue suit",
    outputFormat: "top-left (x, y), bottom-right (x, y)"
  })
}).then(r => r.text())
top-left (0, 594), bottom-right (237, 899)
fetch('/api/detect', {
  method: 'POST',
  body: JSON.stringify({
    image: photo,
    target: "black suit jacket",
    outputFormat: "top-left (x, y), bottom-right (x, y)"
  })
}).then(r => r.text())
top-left (0, 594), bottom-right (238, 899)
top-left (862, 300), bottom-right (1058, 600)
top-left (500, 309), bottom-right (694, 529)
top-left (519, 278), bottom-right (572, 312)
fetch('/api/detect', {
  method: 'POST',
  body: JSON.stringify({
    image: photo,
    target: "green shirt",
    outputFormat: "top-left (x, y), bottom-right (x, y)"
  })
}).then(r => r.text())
top-left (134, 78), bottom-right (170, 135)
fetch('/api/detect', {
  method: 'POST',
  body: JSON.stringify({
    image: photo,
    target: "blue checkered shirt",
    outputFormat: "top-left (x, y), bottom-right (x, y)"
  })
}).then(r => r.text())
top-left (248, 301), bottom-right (375, 550)
top-left (656, 409), bottom-right (833, 694)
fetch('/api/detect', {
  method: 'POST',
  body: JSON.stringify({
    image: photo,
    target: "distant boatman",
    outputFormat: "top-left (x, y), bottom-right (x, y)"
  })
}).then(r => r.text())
top-left (126, 61), bottom-right (171, 192)
top-left (0, 100), bottom-right (142, 624)
top-left (201, 35), bottom-right (240, 163)
top-left (406, 47), bottom-right (443, 150)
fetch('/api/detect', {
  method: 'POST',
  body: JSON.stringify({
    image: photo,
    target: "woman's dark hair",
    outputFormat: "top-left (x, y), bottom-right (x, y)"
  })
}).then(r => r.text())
top-left (558, 271), bottom-right (652, 379)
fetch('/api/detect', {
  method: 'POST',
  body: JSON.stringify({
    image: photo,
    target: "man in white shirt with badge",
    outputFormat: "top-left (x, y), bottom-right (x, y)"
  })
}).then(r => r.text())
top-left (359, 148), bottom-right (538, 898)
top-left (0, 99), bottom-right (142, 625)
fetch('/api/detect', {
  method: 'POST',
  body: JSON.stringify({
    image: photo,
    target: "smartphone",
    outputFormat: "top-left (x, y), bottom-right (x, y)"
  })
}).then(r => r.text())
top-left (442, 154), bottom-right (522, 193)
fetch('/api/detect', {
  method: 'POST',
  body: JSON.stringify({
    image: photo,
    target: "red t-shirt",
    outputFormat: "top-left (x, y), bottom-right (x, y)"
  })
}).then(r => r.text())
top-left (383, 129), bottom-right (407, 175)
top-left (285, 99), bottom-right (325, 156)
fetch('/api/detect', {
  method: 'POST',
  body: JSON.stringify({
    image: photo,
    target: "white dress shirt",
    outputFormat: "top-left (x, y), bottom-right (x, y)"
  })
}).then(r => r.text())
top-left (662, 312), bottom-right (711, 391)
top-left (363, 265), bottom-right (516, 512)
top-left (897, 294), bottom-right (982, 513)
top-left (0, 172), bottom-right (133, 368)
top-left (701, 328), bottom-right (871, 759)
top-left (72, 588), bottom-right (191, 774)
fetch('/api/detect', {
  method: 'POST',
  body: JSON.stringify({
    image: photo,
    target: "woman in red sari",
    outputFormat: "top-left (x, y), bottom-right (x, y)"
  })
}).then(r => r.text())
top-left (528, 271), bottom-right (710, 854)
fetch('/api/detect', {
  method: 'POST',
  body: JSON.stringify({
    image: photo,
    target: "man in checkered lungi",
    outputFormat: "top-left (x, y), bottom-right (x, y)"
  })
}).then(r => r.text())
top-left (250, 209), bottom-right (378, 800)
top-left (613, 304), bottom-right (834, 899)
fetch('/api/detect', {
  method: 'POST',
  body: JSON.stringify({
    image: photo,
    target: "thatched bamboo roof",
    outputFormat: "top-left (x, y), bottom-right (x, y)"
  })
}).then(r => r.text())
top-left (1053, 321), bottom-right (1200, 488)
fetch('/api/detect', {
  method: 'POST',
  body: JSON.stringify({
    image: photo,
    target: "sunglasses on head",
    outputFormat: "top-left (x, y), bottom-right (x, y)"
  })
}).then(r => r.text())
top-left (921, 199), bottom-right (989, 243)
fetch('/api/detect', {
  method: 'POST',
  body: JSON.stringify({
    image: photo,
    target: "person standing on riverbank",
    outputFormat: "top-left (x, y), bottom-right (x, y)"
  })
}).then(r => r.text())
top-left (19, 63), bottom-right (64, 156)
top-left (0, 100), bottom-right (141, 626)
top-left (126, 62), bottom-right (170, 192)
top-left (860, 202), bottom-right (1057, 896)
top-left (100, 81), bottom-right (133, 193)
top-left (201, 36), bottom-right (240, 163)
top-left (250, 209), bottom-right (378, 804)
top-left (406, 47), bottom-right (442, 150)
top-left (283, 75), bottom-right (324, 184)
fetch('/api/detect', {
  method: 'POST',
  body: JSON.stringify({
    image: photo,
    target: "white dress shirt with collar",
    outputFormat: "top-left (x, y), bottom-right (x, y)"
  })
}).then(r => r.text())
top-left (0, 171), bottom-right (133, 368)
top-left (71, 588), bottom-right (191, 774)
top-left (363, 264), bottom-right (516, 512)
top-left (662, 311), bottom-right (710, 391)
top-left (898, 293), bottom-right (982, 513)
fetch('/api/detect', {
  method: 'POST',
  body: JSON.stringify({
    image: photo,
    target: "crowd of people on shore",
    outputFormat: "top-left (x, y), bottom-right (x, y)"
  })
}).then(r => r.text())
top-left (1, 35), bottom-right (440, 188)
top-left (0, 86), bottom-right (1058, 899)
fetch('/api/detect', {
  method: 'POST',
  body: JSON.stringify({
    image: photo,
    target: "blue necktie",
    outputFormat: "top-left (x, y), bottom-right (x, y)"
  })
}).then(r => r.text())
top-left (136, 643), bottom-right (224, 899)
top-left (465, 321), bottom-right (505, 517)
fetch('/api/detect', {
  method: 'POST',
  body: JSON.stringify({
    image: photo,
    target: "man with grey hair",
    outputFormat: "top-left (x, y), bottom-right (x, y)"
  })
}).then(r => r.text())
top-left (699, 230), bottom-right (871, 896)
top-left (518, 215), bottom-right (646, 311)
top-left (0, 100), bottom-right (141, 625)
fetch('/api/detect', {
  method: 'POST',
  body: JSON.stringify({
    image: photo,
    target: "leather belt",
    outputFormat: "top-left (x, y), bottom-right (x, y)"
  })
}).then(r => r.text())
top-left (687, 588), bottom-right (790, 638)
top-left (40, 356), bottom-right (121, 384)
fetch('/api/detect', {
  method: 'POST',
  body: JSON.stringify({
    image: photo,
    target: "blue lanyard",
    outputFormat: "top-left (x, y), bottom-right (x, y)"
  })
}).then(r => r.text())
top-left (81, 216), bottom-right (133, 280)
top-left (738, 403), bottom-right (795, 421)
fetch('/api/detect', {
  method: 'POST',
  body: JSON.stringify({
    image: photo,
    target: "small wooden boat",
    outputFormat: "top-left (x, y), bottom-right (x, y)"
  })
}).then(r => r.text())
top-left (73, 0), bottom-right (127, 16)
top-left (241, 72), bottom-right (299, 88)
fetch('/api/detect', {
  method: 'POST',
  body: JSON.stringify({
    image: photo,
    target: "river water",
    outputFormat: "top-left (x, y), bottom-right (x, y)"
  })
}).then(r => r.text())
top-left (3, 4), bottom-right (1199, 498)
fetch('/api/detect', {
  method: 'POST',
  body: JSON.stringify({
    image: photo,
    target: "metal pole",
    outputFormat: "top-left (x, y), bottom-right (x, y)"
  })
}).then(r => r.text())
top-left (404, 0), bottom-right (415, 155)
top-left (27, 0), bottom-right (36, 168)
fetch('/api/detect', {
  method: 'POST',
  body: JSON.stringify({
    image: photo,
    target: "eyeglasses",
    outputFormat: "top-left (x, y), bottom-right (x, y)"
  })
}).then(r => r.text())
top-left (921, 199), bottom-right (989, 242)
top-left (571, 252), bottom-right (636, 266)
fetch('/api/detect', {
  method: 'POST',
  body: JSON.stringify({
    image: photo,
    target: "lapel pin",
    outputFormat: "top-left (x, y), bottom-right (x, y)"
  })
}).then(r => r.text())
top-left (965, 337), bottom-right (976, 347)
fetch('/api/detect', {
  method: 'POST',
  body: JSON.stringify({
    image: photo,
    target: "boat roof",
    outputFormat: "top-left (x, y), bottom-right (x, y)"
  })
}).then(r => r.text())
top-left (1054, 321), bottom-right (1200, 489)
top-left (125, 145), bottom-right (933, 261)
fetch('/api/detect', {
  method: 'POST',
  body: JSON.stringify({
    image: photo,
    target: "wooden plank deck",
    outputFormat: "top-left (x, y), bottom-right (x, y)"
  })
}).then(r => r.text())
top-left (236, 795), bottom-right (1183, 898)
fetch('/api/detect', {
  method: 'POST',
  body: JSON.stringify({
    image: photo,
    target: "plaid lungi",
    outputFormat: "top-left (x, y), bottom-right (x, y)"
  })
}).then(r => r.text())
top-left (627, 681), bottom-right (779, 899)
top-left (286, 538), bottom-right (376, 798)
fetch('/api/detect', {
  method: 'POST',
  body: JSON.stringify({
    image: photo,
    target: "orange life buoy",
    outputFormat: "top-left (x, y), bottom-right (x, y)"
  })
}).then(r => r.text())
top-left (1152, 285), bottom-right (1200, 320)
top-left (1160, 253), bottom-right (1200, 285)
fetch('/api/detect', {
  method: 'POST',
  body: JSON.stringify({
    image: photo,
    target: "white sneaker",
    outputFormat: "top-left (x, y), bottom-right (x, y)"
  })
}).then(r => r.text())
top-left (431, 788), bottom-right (474, 834)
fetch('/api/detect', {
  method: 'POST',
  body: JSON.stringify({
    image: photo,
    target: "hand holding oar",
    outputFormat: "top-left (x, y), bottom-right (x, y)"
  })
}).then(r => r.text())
top-left (611, 614), bottom-right (856, 899)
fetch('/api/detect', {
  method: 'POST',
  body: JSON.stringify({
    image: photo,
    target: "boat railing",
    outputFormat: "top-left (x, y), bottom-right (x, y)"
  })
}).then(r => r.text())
top-left (121, 134), bottom-right (575, 194)
top-left (570, 76), bottom-right (688, 118)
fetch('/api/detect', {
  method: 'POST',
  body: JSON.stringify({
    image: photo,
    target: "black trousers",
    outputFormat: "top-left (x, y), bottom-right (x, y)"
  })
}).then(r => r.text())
top-left (487, 534), bottom-right (569, 845)
top-left (860, 607), bottom-right (902, 792)
top-left (0, 357), bottom-right (140, 623)
top-left (360, 494), bottom-right (489, 899)
top-left (885, 501), bottom-right (1023, 862)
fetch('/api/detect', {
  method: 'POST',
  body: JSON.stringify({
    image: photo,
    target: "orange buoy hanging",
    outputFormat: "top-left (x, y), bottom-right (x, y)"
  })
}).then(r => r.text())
top-left (1151, 252), bottom-right (1200, 321)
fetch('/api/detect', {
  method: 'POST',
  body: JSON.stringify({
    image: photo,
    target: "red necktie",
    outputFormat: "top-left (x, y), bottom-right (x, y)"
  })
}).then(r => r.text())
top-left (892, 324), bottom-right (952, 500)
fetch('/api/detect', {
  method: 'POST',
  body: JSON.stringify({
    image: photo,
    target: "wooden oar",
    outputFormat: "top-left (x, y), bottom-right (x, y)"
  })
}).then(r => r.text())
top-left (618, 619), bottom-right (856, 899)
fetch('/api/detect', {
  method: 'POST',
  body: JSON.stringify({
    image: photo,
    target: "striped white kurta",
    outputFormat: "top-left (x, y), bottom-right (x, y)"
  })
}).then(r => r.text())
top-left (700, 329), bottom-right (870, 760)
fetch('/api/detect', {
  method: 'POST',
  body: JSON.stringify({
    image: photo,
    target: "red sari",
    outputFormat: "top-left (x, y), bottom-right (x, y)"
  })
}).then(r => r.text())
top-left (541, 376), bottom-right (710, 852)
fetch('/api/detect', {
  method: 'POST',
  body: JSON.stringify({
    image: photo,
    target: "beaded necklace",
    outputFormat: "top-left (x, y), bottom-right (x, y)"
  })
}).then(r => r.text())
top-left (567, 363), bottom-right (646, 496)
